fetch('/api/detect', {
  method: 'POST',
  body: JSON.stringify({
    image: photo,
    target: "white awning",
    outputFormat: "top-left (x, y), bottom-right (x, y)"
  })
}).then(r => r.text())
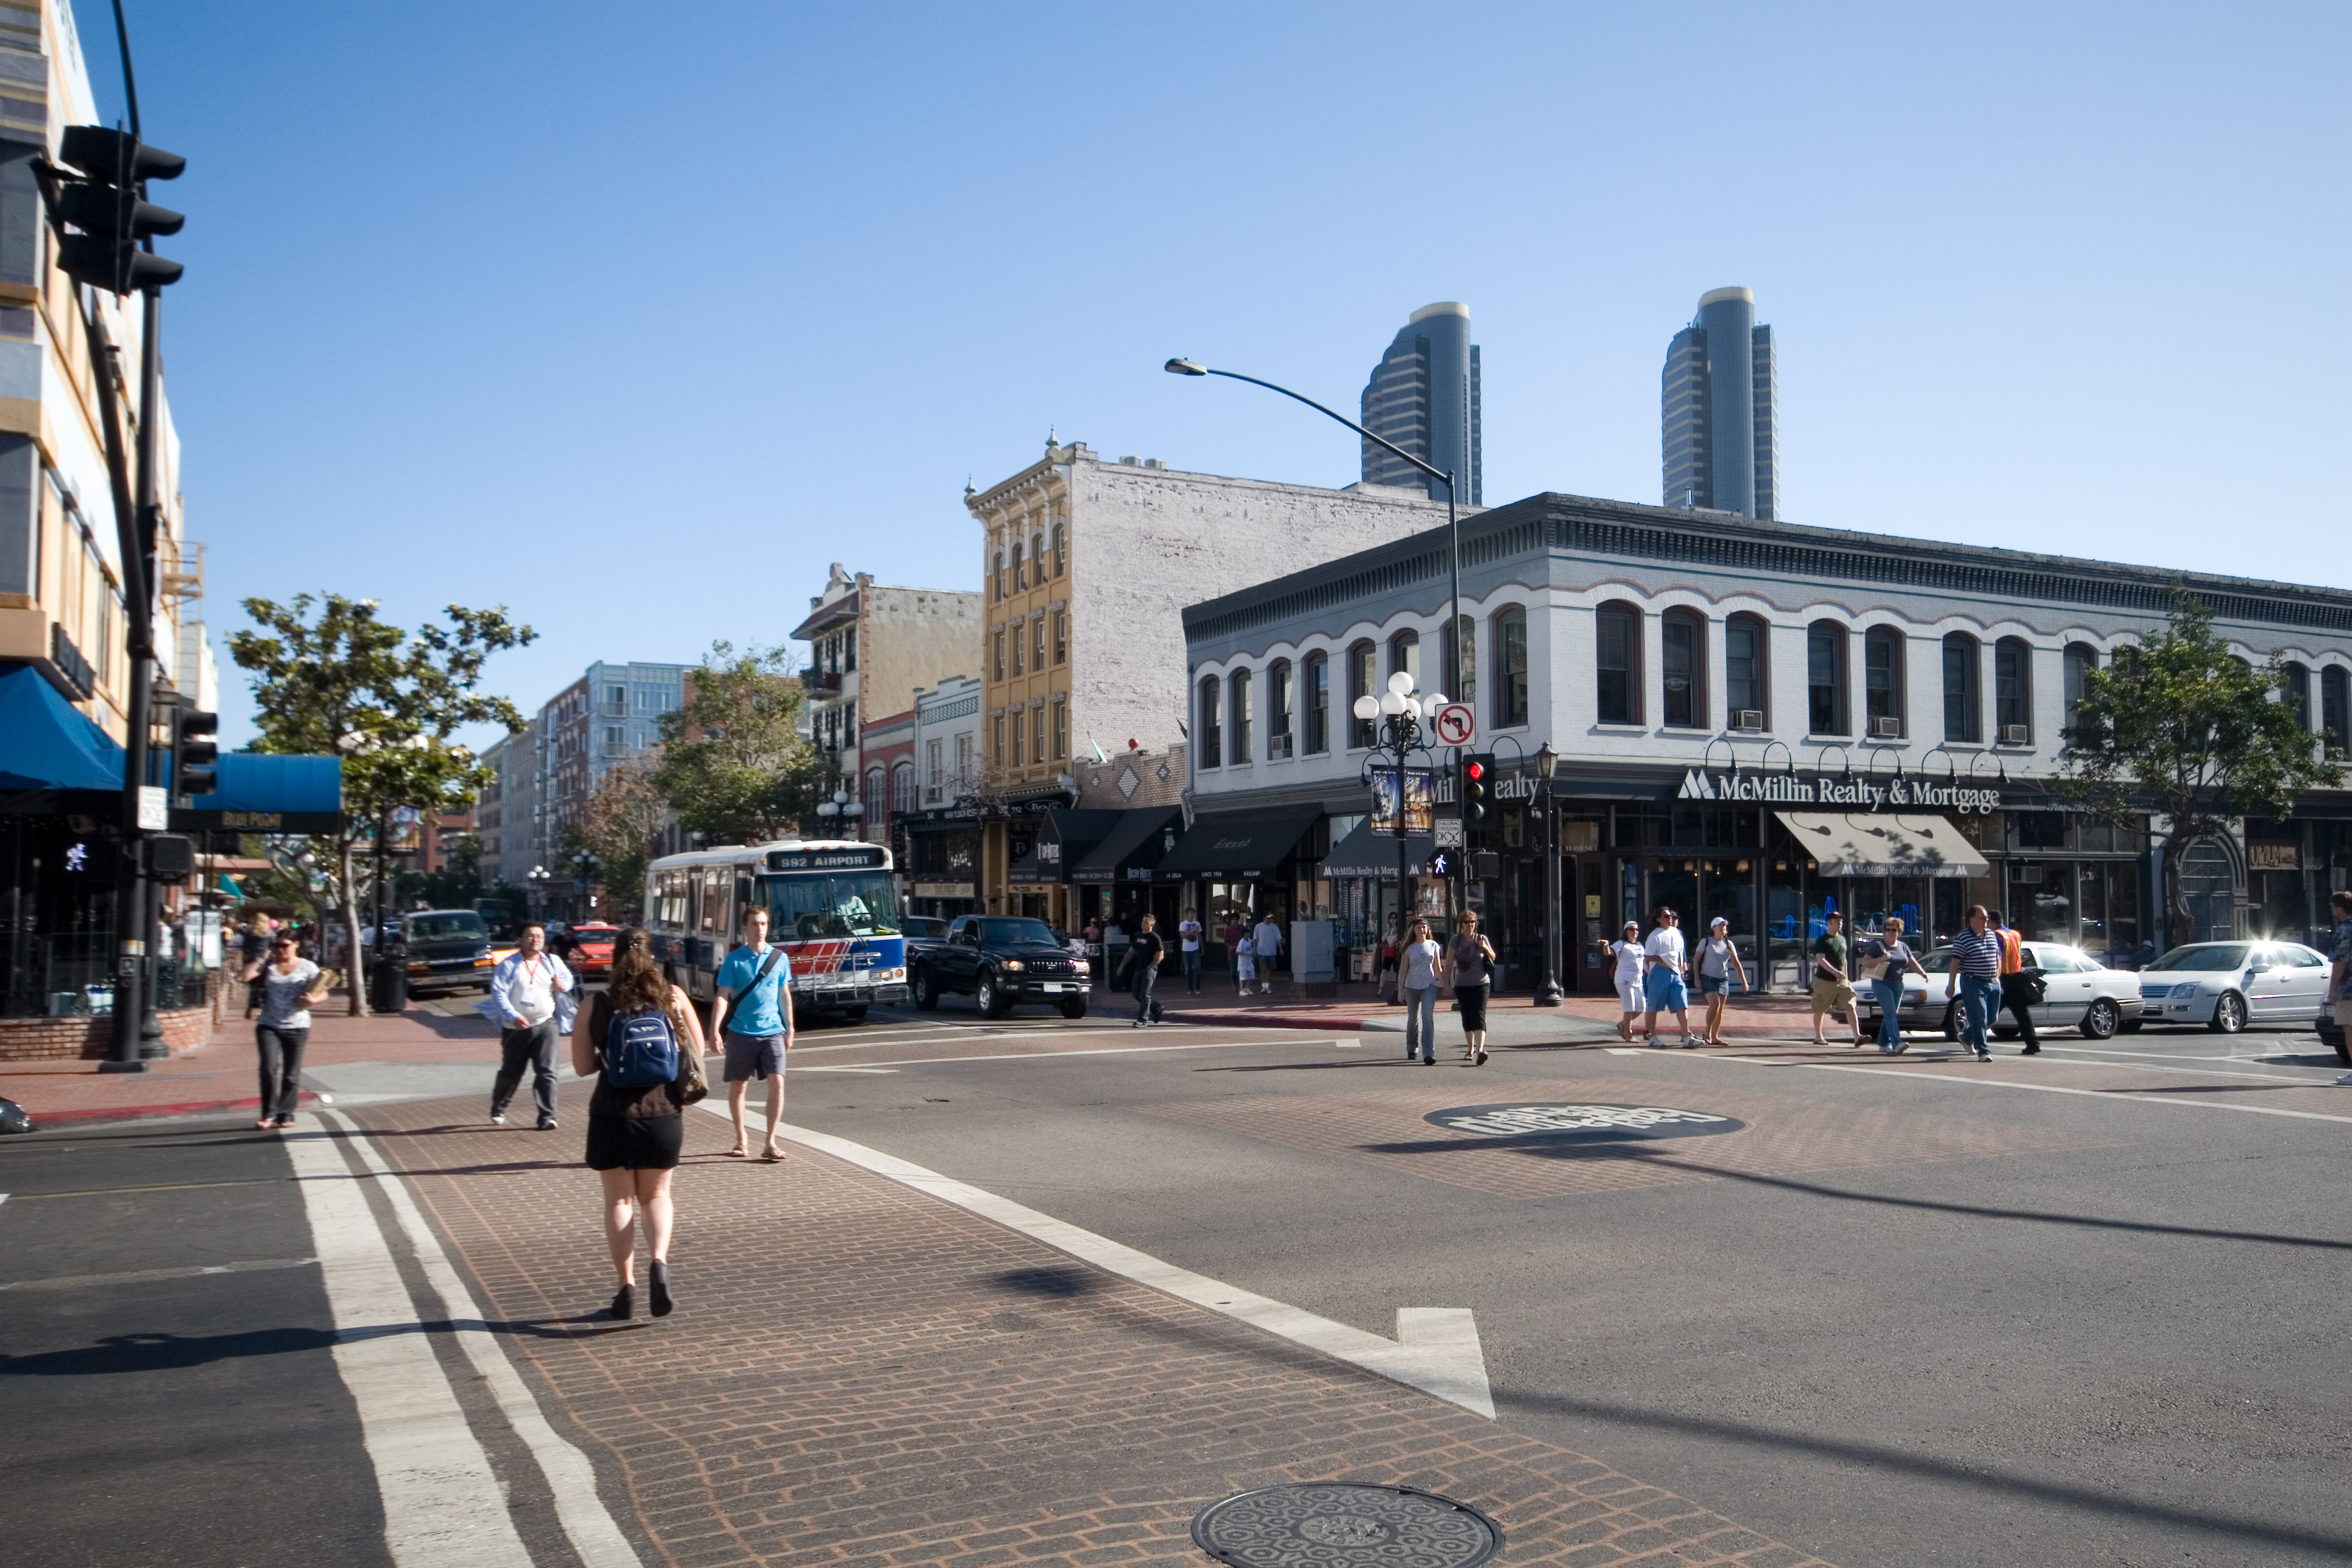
top-left (1774, 812), bottom-right (1990, 879)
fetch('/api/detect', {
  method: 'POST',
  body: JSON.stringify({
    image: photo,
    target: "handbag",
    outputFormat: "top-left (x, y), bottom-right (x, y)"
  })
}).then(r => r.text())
top-left (667, 997), bottom-right (709, 1106)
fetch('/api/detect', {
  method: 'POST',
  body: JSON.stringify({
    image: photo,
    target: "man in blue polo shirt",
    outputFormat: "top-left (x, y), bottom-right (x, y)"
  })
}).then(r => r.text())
top-left (711, 905), bottom-right (793, 1162)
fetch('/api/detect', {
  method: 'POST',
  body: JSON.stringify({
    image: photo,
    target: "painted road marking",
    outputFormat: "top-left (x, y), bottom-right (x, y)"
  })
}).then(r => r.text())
top-left (1, 1256), bottom-right (316, 1292)
top-left (1669, 1054), bottom-right (2352, 1124)
top-left (703, 1101), bottom-right (1495, 1418)
top-left (324, 1110), bottom-right (646, 1568)
top-left (283, 1124), bottom-right (538, 1568)
top-left (846, 1038), bottom-right (1352, 1068)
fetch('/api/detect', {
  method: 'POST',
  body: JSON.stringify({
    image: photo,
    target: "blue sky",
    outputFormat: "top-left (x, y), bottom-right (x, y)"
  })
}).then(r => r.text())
top-left (83, 1), bottom-right (2349, 748)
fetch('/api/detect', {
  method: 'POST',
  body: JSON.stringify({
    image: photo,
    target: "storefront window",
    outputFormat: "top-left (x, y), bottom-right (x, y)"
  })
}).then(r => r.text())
top-left (0, 818), bottom-right (127, 1018)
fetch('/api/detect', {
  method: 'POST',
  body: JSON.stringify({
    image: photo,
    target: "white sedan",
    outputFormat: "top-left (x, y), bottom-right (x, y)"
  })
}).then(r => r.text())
top-left (1867, 942), bottom-right (2145, 1040)
top-left (2131, 941), bottom-right (2334, 1034)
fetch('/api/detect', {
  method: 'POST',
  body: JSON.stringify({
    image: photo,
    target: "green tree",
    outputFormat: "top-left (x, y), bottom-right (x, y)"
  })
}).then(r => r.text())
top-left (2059, 595), bottom-right (2345, 946)
top-left (565, 754), bottom-right (668, 920)
top-left (652, 641), bottom-right (826, 845)
top-left (229, 594), bottom-right (534, 1013)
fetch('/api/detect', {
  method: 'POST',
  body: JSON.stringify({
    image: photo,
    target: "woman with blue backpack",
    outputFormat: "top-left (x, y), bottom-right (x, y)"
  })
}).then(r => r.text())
top-left (571, 927), bottom-right (708, 1320)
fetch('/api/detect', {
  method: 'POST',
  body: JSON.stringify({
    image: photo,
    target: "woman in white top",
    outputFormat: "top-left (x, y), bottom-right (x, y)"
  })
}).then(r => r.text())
top-left (1599, 920), bottom-right (1646, 1041)
top-left (238, 931), bottom-right (331, 1130)
top-left (1398, 919), bottom-right (1444, 1065)
top-left (1694, 916), bottom-right (1749, 1046)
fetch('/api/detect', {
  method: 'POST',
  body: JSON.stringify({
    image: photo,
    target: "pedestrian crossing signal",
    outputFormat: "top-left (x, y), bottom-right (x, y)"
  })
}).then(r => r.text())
top-left (1426, 852), bottom-right (1451, 877)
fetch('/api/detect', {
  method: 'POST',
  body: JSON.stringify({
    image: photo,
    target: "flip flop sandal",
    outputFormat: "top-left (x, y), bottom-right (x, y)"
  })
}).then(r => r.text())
top-left (760, 1148), bottom-right (785, 1163)
top-left (722, 1147), bottom-right (749, 1158)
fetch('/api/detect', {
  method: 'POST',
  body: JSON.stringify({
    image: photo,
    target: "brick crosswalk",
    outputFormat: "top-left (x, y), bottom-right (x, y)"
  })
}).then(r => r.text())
top-left (352, 1096), bottom-right (1837, 1567)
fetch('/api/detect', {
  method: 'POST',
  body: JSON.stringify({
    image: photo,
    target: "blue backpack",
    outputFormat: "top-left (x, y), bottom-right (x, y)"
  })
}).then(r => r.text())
top-left (602, 1006), bottom-right (679, 1089)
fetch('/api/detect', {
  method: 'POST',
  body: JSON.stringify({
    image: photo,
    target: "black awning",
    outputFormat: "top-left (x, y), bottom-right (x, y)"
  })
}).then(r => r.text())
top-left (1068, 805), bottom-right (1184, 884)
top-left (1322, 818), bottom-right (1431, 878)
top-left (1038, 807), bottom-right (1126, 883)
top-left (1153, 807), bottom-right (1321, 879)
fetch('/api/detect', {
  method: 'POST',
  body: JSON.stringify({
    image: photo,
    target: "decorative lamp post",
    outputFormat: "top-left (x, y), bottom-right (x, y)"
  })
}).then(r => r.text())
top-left (814, 788), bottom-right (865, 839)
top-left (1533, 742), bottom-right (1564, 1006)
top-left (1169, 356), bottom-right (1471, 915)
top-left (527, 865), bottom-right (550, 921)
top-left (1354, 671), bottom-right (1442, 946)
top-left (573, 849), bottom-right (598, 914)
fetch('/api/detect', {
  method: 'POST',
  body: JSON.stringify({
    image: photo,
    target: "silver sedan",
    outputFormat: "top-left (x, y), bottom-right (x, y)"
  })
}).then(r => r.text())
top-left (2130, 940), bottom-right (2333, 1035)
top-left (1890, 942), bottom-right (2147, 1040)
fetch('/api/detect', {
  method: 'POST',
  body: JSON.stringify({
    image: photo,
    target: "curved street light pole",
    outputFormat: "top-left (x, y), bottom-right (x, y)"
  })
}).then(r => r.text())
top-left (1167, 359), bottom-right (1468, 924)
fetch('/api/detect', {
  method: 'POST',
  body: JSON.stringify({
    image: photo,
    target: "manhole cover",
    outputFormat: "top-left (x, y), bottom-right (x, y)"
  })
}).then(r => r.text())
top-left (1424, 1101), bottom-right (1745, 1141)
top-left (1191, 1482), bottom-right (1502, 1566)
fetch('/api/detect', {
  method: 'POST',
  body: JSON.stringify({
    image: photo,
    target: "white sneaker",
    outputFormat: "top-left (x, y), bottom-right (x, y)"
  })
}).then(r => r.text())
top-left (490, 1113), bottom-right (507, 1126)
top-left (2336, 1070), bottom-right (2352, 1085)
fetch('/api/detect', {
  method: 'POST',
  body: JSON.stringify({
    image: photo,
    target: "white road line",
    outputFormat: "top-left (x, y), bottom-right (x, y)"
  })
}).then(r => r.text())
top-left (322, 1111), bottom-right (645, 1568)
top-left (789, 1066), bottom-right (899, 1074)
top-left (283, 1126), bottom-right (538, 1568)
top-left (1671, 1056), bottom-right (2352, 1124)
top-left (700, 1101), bottom-right (1493, 1418)
top-left (842, 1038), bottom-right (1344, 1068)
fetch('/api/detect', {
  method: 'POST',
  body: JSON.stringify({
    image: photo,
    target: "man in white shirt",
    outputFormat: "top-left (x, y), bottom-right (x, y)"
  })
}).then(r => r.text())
top-left (1639, 907), bottom-right (1696, 1048)
top-left (489, 921), bottom-right (575, 1129)
top-left (1177, 908), bottom-right (1205, 994)
top-left (1251, 916), bottom-right (1283, 995)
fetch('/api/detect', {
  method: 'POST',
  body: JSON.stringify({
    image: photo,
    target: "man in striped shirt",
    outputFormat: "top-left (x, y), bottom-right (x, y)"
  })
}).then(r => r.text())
top-left (1945, 905), bottom-right (2004, 1061)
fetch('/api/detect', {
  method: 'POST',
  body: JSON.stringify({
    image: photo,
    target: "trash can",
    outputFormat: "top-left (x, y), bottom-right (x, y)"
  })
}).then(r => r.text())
top-left (370, 953), bottom-right (408, 1013)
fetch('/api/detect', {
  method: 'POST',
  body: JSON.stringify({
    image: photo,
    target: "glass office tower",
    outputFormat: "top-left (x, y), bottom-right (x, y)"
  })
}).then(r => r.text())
top-left (1361, 302), bottom-right (1481, 505)
top-left (1661, 287), bottom-right (1779, 520)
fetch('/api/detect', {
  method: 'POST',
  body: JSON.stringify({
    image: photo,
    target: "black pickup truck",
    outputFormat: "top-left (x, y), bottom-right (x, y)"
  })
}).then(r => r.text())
top-left (911, 915), bottom-right (1090, 1019)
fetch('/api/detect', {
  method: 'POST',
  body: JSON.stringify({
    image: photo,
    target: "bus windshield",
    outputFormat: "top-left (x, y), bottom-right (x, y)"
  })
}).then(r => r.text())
top-left (761, 871), bottom-right (901, 939)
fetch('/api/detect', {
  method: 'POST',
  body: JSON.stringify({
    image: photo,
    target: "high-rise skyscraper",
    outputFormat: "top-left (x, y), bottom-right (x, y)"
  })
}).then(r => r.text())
top-left (1662, 287), bottom-right (1778, 520)
top-left (1361, 303), bottom-right (1481, 505)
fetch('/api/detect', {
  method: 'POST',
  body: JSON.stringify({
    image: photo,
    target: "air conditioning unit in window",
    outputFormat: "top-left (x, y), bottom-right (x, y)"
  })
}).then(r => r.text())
top-left (1870, 718), bottom-right (1903, 738)
top-left (1731, 710), bottom-right (1764, 732)
top-left (1999, 724), bottom-right (2029, 744)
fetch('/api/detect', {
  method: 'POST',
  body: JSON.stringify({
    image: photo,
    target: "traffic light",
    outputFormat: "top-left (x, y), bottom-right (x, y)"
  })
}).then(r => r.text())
top-left (1461, 758), bottom-right (1487, 822)
top-left (172, 705), bottom-right (217, 801)
top-left (52, 126), bottom-right (185, 295)
top-left (1425, 850), bottom-right (1451, 878)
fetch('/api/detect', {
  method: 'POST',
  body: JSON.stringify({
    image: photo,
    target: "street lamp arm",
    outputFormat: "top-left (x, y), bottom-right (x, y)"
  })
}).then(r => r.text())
top-left (1171, 362), bottom-right (1451, 489)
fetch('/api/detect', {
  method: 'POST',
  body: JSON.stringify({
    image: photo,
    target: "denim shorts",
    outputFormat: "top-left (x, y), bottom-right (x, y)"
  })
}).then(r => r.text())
top-left (1698, 973), bottom-right (1729, 997)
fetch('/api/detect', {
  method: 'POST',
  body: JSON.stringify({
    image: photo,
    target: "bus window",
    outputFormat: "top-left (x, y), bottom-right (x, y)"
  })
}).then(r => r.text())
top-left (700, 868), bottom-right (728, 930)
top-left (763, 871), bottom-right (902, 940)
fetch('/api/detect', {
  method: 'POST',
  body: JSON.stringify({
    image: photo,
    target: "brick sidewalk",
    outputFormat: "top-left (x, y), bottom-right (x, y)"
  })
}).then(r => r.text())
top-left (0, 998), bottom-right (497, 1125)
top-left (356, 1094), bottom-right (1835, 1567)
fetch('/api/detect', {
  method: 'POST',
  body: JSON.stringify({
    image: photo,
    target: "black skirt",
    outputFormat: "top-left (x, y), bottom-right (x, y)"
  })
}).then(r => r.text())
top-left (585, 1111), bottom-right (684, 1171)
top-left (1455, 983), bottom-right (1490, 1032)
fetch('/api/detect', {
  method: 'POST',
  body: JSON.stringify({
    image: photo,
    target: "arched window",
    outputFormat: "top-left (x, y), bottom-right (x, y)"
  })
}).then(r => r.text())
top-left (1941, 632), bottom-right (1979, 743)
top-left (1495, 606), bottom-right (1530, 728)
top-left (1030, 533), bottom-right (1046, 583)
top-left (1864, 626), bottom-right (1904, 736)
top-left (1441, 614), bottom-right (1475, 703)
top-left (1228, 667), bottom-right (1254, 764)
top-left (1995, 638), bottom-right (2032, 740)
top-left (1725, 613), bottom-right (1767, 729)
top-left (2281, 662), bottom-right (2311, 729)
top-left (1198, 675), bottom-right (1222, 768)
top-left (1661, 608), bottom-right (1707, 729)
top-left (1267, 659), bottom-right (1294, 759)
top-left (892, 760), bottom-right (916, 816)
top-left (1595, 602), bottom-right (1639, 726)
top-left (1010, 541), bottom-right (1026, 592)
top-left (1806, 621), bottom-right (1848, 736)
top-left (1348, 640), bottom-right (1377, 748)
top-left (2324, 667), bottom-right (2351, 757)
top-left (2062, 642), bottom-right (2098, 736)
top-left (992, 549), bottom-right (1005, 601)
top-left (1304, 651), bottom-right (1330, 754)
top-left (1052, 522), bottom-right (1067, 577)
top-left (865, 767), bottom-right (885, 822)
top-left (1389, 628), bottom-right (1419, 691)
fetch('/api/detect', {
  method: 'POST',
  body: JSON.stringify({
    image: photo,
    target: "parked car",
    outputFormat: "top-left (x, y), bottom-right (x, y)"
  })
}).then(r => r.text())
top-left (2318, 995), bottom-right (2345, 1066)
top-left (1862, 941), bottom-right (2145, 1040)
top-left (399, 909), bottom-right (497, 995)
top-left (565, 923), bottom-right (621, 979)
top-left (2131, 941), bottom-right (2333, 1034)
top-left (910, 915), bottom-right (1090, 1018)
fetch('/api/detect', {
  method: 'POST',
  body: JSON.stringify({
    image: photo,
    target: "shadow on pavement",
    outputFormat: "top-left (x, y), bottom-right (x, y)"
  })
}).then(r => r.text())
top-left (1502, 1384), bottom-right (2352, 1561)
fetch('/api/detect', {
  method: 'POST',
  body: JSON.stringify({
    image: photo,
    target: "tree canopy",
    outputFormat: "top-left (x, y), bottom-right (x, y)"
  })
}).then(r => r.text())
top-left (2059, 594), bottom-right (2344, 943)
top-left (652, 641), bottom-right (826, 846)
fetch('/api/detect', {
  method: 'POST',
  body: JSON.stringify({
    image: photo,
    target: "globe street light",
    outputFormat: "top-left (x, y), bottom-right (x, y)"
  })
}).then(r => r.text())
top-left (1533, 741), bottom-right (1564, 1006)
top-left (1355, 678), bottom-right (1438, 951)
top-left (814, 788), bottom-right (865, 840)
top-left (1169, 355), bottom-right (1471, 913)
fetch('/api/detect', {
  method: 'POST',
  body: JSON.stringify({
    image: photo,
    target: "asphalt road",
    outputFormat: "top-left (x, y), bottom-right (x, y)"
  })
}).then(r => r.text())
top-left (5, 995), bottom-right (2344, 1568)
top-left (773, 999), bottom-right (2352, 1568)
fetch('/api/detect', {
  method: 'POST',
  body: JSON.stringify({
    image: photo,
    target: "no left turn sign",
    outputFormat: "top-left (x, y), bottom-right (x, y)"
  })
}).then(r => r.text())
top-left (1432, 703), bottom-right (1476, 746)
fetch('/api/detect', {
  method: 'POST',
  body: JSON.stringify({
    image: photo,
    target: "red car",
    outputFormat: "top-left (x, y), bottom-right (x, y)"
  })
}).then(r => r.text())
top-left (565, 924), bottom-right (621, 979)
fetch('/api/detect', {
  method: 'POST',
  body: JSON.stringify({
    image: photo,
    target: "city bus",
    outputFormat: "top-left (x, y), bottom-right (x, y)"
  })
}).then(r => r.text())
top-left (644, 840), bottom-right (910, 1023)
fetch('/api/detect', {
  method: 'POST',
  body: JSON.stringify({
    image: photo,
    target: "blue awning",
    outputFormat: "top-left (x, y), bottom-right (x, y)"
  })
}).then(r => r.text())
top-left (214, 753), bottom-right (343, 814)
top-left (0, 665), bottom-right (124, 791)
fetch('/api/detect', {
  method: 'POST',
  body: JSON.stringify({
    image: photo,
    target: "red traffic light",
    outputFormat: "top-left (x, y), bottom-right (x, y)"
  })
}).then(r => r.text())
top-left (1465, 761), bottom-right (1483, 779)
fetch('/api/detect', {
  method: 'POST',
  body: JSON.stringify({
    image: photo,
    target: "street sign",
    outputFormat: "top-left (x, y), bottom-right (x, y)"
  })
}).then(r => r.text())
top-left (1431, 703), bottom-right (1476, 746)
top-left (136, 785), bottom-right (168, 831)
top-left (1434, 815), bottom-right (1465, 848)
